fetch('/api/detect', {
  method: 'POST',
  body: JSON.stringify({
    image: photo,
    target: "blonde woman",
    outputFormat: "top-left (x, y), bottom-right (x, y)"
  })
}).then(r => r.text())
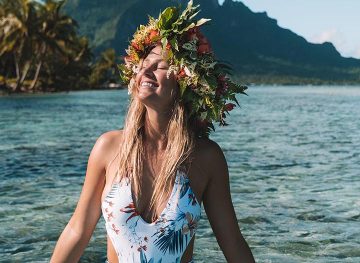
top-left (50, 1), bottom-right (255, 262)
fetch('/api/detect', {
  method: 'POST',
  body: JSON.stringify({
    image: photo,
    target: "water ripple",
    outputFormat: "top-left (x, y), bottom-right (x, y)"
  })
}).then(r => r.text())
top-left (1, 87), bottom-right (360, 262)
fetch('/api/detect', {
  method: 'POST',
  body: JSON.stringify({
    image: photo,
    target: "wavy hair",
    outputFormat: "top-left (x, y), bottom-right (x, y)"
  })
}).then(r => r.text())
top-left (114, 67), bottom-right (196, 222)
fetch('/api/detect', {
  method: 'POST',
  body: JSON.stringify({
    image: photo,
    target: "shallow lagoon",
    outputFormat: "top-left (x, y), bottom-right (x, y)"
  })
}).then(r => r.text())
top-left (1, 86), bottom-right (359, 262)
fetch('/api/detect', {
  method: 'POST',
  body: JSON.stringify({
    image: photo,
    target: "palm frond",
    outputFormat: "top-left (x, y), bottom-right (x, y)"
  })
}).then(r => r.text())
top-left (154, 227), bottom-right (188, 255)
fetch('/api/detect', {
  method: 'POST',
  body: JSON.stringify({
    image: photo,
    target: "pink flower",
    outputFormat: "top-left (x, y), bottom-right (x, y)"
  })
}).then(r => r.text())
top-left (111, 224), bottom-right (120, 235)
top-left (181, 212), bottom-right (198, 236)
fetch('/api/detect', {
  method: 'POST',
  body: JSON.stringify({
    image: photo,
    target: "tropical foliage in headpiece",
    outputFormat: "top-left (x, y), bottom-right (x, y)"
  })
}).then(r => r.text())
top-left (118, 0), bottom-right (248, 138)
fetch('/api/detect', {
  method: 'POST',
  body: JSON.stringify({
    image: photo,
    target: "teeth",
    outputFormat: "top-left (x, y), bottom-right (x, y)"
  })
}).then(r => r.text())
top-left (141, 81), bottom-right (155, 88)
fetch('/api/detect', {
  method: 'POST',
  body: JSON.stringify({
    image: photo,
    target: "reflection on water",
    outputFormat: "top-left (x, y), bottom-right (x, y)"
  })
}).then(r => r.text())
top-left (0, 86), bottom-right (359, 262)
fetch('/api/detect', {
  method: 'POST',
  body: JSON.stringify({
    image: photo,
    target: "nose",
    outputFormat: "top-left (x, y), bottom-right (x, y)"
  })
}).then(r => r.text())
top-left (140, 62), bottom-right (156, 74)
top-left (138, 63), bottom-right (156, 79)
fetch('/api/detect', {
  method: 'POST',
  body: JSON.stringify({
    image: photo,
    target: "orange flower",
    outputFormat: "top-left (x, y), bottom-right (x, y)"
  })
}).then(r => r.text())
top-left (145, 29), bottom-right (159, 45)
top-left (123, 55), bottom-right (133, 64)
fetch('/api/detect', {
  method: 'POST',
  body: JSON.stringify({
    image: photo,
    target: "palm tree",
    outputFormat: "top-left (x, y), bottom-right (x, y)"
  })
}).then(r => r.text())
top-left (0, 0), bottom-right (38, 92)
top-left (1, 0), bottom-right (93, 92)
top-left (29, 0), bottom-right (80, 91)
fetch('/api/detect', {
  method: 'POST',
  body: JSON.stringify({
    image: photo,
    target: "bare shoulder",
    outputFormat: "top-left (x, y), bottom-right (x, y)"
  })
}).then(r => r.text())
top-left (91, 129), bottom-right (124, 170)
top-left (192, 138), bottom-right (228, 181)
top-left (97, 129), bottom-right (124, 145)
top-left (194, 138), bottom-right (226, 166)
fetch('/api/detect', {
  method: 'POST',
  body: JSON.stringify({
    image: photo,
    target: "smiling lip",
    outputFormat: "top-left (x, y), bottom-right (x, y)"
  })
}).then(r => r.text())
top-left (139, 79), bottom-right (159, 88)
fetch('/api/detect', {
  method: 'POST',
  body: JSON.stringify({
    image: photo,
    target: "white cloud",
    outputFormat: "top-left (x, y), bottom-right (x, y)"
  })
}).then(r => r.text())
top-left (309, 28), bottom-right (360, 58)
top-left (310, 28), bottom-right (346, 48)
top-left (351, 46), bottom-right (360, 59)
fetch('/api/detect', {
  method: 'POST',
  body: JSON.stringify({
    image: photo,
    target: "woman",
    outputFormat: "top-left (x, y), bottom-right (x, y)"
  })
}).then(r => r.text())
top-left (50, 1), bottom-right (255, 262)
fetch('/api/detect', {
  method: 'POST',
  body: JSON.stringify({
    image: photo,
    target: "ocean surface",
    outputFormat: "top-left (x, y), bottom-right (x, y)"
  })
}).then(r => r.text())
top-left (0, 86), bottom-right (359, 263)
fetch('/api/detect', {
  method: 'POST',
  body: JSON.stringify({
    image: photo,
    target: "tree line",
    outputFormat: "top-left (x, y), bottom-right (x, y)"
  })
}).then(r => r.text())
top-left (0, 0), bottom-right (119, 93)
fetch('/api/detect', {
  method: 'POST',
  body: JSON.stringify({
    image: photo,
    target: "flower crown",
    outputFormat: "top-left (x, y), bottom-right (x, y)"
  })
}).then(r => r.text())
top-left (118, 0), bottom-right (247, 138)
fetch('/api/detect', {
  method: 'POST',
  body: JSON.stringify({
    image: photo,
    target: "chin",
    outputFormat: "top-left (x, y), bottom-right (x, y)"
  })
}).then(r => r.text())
top-left (136, 92), bottom-right (158, 107)
top-left (137, 89), bottom-right (156, 100)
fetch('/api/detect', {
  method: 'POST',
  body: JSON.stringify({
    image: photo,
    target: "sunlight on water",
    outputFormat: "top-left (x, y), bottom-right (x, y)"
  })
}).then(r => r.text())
top-left (1, 86), bottom-right (359, 262)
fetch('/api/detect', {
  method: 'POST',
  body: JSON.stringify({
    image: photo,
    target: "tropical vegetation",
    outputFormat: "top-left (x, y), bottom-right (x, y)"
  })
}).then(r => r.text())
top-left (0, 0), bottom-right (119, 94)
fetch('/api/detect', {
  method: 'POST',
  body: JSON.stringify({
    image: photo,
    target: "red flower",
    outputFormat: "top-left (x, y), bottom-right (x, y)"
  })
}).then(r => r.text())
top-left (197, 42), bottom-right (211, 54)
top-left (177, 68), bottom-right (186, 79)
top-left (225, 103), bottom-right (236, 111)
top-left (216, 75), bottom-right (229, 96)
top-left (196, 30), bottom-right (208, 45)
top-left (137, 245), bottom-right (147, 252)
top-left (186, 27), bottom-right (199, 41)
top-left (186, 27), bottom-right (212, 54)
top-left (120, 202), bottom-right (140, 223)
top-left (166, 42), bottom-right (172, 50)
top-left (131, 41), bottom-right (141, 51)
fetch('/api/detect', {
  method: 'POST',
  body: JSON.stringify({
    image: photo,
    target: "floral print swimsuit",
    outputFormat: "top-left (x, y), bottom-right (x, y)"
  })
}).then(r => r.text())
top-left (101, 169), bottom-right (202, 263)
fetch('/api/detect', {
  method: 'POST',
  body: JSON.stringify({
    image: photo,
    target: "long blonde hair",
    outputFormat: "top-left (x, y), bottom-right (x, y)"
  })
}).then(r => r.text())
top-left (115, 75), bottom-right (196, 222)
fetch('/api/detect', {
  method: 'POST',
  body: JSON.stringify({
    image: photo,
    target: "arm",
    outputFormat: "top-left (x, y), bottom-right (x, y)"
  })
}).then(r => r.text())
top-left (202, 140), bottom-right (255, 263)
top-left (50, 132), bottom-right (115, 263)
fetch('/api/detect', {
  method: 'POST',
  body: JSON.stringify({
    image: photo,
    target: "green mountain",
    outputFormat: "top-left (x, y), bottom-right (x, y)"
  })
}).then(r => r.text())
top-left (64, 0), bottom-right (360, 84)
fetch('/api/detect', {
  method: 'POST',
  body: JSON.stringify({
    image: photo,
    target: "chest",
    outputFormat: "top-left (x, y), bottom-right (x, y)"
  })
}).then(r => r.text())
top-left (101, 171), bottom-right (202, 260)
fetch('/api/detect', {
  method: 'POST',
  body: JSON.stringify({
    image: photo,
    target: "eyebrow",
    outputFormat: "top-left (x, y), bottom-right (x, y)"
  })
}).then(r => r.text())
top-left (143, 57), bottom-right (168, 64)
top-left (142, 50), bottom-right (167, 62)
top-left (149, 50), bottom-right (161, 56)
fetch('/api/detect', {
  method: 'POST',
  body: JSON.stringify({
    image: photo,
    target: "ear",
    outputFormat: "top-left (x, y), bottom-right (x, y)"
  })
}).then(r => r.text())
top-left (128, 77), bottom-right (138, 96)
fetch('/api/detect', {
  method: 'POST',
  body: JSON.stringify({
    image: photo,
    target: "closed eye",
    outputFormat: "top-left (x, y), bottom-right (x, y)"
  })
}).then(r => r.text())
top-left (140, 63), bottom-right (169, 70)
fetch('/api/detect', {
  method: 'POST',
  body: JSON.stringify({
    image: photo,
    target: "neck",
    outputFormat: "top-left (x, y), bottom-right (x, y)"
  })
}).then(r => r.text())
top-left (143, 107), bottom-right (172, 151)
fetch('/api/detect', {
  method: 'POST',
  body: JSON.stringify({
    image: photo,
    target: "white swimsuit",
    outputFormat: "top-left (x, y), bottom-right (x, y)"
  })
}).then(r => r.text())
top-left (101, 169), bottom-right (202, 263)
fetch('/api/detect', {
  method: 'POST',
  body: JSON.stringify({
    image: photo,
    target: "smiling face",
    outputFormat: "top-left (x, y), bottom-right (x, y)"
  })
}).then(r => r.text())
top-left (135, 45), bottom-right (179, 111)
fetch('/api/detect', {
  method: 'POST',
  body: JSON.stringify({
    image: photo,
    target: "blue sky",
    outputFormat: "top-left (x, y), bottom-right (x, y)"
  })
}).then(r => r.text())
top-left (218, 0), bottom-right (360, 59)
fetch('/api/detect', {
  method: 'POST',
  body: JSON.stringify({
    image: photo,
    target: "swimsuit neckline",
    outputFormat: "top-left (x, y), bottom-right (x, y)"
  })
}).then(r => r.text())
top-left (129, 169), bottom-right (183, 225)
top-left (102, 168), bottom-right (202, 225)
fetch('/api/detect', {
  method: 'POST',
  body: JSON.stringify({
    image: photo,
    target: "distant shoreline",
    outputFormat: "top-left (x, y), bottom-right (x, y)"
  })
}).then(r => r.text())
top-left (0, 84), bottom-right (126, 96)
top-left (2, 83), bottom-right (360, 97)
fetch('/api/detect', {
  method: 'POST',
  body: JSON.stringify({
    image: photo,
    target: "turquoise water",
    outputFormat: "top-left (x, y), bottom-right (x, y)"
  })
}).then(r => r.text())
top-left (0, 86), bottom-right (359, 262)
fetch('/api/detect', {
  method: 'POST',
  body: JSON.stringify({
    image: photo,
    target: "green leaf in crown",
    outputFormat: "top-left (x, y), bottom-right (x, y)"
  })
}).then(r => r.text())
top-left (118, 0), bottom-right (248, 138)
top-left (158, 7), bottom-right (179, 30)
